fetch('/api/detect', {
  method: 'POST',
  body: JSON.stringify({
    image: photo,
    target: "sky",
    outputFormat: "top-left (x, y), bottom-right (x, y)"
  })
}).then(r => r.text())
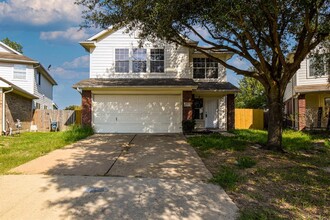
top-left (0, 0), bottom-right (247, 109)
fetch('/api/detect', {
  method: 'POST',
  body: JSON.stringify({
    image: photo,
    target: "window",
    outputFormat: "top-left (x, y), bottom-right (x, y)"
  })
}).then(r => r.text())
top-left (193, 58), bottom-right (219, 79)
top-left (13, 64), bottom-right (26, 80)
top-left (115, 49), bottom-right (129, 73)
top-left (193, 98), bottom-right (204, 119)
top-left (132, 48), bottom-right (147, 72)
top-left (44, 105), bottom-right (48, 110)
top-left (150, 49), bottom-right (164, 73)
top-left (37, 72), bottom-right (41, 85)
top-left (309, 55), bottom-right (329, 77)
top-left (36, 103), bottom-right (41, 109)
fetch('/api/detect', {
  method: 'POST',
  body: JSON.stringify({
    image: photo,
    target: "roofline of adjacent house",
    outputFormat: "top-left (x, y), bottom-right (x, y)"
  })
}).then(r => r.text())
top-left (0, 56), bottom-right (57, 86)
top-left (0, 42), bottom-right (23, 55)
top-left (0, 77), bottom-right (38, 99)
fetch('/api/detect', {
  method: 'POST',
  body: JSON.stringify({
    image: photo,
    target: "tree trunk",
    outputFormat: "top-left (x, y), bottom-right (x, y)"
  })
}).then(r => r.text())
top-left (262, 87), bottom-right (285, 152)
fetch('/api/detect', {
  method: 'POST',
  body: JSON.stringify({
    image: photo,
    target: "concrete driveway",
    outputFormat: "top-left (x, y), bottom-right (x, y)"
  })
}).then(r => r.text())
top-left (4, 134), bottom-right (238, 219)
top-left (11, 134), bottom-right (212, 181)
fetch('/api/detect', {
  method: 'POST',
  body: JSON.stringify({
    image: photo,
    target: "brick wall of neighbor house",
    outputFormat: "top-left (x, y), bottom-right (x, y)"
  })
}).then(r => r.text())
top-left (82, 90), bottom-right (92, 126)
top-left (227, 94), bottom-right (235, 130)
top-left (5, 93), bottom-right (33, 131)
top-left (298, 94), bottom-right (306, 130)
top-left (182, 91), bottom-right (193, 120)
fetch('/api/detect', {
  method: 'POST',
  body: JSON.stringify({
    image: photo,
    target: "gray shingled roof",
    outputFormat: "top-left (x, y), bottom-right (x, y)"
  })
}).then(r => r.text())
top-left (73, 78), bottom-right (197, 88)
top-left (73, 78), bottom-right (239, 93)
top-left (0, 52), bottom-right (37, 63)
top-left (196, 82), bottom-right (240, 92)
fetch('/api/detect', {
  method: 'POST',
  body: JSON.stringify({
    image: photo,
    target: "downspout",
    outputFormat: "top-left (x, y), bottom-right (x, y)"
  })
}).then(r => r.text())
top-left (2, 87), bottom-right (13, 133)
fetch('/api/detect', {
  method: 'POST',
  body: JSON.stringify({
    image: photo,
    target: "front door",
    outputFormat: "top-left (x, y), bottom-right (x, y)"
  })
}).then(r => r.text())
top-left (204, 98), bottom-right (219, 128)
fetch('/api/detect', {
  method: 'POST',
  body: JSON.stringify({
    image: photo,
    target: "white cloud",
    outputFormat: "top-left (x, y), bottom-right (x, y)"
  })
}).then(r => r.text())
top-left (62, 55), bottom-right (89, 69)
top-left (0, 0), bottom-right (82, 27)
top-left (51, 66), bottom-right (88, 79)
top-left (40, 27), bottom-right (90, 42)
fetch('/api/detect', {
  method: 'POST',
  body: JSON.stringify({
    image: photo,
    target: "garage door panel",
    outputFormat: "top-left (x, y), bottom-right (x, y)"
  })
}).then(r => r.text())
top-left (93, 94), bottom-right (182, 133)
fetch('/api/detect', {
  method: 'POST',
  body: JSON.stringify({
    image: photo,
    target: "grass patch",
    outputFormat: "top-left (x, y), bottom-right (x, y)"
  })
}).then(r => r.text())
top-left (188, 129), bottom-right (330, 219)
top-left (236, 156), bottom-right (257, 169)
top-left (210, 166), bottom-right (240, 190)
top-left (0, 125), bottom-right (93, 174)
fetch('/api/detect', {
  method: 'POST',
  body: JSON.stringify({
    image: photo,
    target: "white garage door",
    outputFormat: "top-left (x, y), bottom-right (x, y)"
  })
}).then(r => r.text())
top-left (93, 94), bottom-right (182, 133)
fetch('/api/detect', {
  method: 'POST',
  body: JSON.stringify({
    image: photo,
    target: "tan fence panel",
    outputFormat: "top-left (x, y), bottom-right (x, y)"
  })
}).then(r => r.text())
top-left (235, 109), bottom-right (264, 130)
top-left (32, 109), bottom-right (76, 132)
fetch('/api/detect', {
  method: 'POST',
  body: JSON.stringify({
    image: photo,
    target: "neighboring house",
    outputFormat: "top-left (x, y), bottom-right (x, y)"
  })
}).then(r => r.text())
top-left (0, 42), bottom-right (57, 132)
top-left (284, 55), bottom-right (330, 130)
top-left (74, 28), bottom-right (239, 133)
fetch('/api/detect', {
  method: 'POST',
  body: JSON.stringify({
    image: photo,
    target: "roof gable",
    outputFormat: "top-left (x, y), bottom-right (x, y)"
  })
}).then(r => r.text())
top-left (0, 42), bottom-right (22, 55)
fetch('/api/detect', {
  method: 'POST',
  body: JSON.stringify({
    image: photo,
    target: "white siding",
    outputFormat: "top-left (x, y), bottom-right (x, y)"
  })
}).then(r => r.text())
top-left (218, 96), bottom-right (227, 130)
top-left (0, 62), bottom-right (34, 93)
top-left (0, 46), bottom-right (12, 53)
top-left (33, 70), bottom-right (54, 109)
top-left (296, 58), bottom-right (328, 85)
top-left (90, 28), bottom-right (190, 79)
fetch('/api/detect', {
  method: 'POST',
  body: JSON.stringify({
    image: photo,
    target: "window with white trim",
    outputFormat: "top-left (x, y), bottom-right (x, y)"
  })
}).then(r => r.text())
top-left (115, 48), bottom-right (165, 73)
top-left (132, 48), bottom-right (147, 72)
top-left (150, 49), bottom-right (164, 73)
top-left (308, 55), bottom-right (329, 77)
top-left (115, 49), bottom-right (129, 73)
top-left (193, 58), bottom-right (219, 79)
top-left (13, 64), bottom-right (27, 80)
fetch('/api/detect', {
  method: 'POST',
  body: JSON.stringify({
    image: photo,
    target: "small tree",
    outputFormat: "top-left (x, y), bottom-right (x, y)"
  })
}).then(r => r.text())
top-left (236, 76), bottom-right (267, 109)
top-left (76, 0), bottom-right (330, 151)
top-left (64, 105), bottom-right (82, 110)
top-left (1, 37), bottom-right (23, 53)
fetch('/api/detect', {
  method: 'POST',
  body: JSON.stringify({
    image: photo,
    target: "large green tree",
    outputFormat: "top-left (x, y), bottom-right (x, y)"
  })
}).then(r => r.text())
top-left (76, 0), bottom-right (330, 151)
top-left (1, 37), bottom-right (23, 53)
top-left (236, 76), bottom-right (267, 109)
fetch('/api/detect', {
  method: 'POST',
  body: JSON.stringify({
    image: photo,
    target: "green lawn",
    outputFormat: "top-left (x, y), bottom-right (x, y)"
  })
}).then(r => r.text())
top-left (0, 125), bottom-right (93, 174)
top-left (188, 129), bottom-right (330, 219)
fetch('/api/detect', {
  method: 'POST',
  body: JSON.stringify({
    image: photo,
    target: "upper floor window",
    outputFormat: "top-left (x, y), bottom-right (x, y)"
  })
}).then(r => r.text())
top-left (115, 49), bottom-right (129, 73)
top-left (308, 55), bottom-right (329, 77)
top-left (115, 48), bottom-right (164, 73)
top-left (150, 49), bottom-right (164, 73)
top-left (37, 71), bottom-right (41, 85)
top-left (193, 58), bottom-right (218, 79)
top-left (13, 64), bottom-right (26, 80)
top-left (132, 48), bottom-right (147, 72)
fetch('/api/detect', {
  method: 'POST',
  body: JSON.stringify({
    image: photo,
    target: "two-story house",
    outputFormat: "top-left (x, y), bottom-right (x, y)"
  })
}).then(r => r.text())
top-left (284, 55), bottom-right (330, 130)
top-left (74, 28), bottom-right (239, 133)
top-left (0, 42), bottom-right (57, 132)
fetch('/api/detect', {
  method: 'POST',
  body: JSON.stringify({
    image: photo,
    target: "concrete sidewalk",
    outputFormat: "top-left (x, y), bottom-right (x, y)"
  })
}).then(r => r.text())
top-left (0, 175), bottom-right (238, 220)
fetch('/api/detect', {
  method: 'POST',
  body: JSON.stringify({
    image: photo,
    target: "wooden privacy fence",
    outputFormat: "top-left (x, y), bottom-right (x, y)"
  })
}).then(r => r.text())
top-left (235, 109), bottom-right (264, 130)
top-left (32, 109), bottom-right (82, 132)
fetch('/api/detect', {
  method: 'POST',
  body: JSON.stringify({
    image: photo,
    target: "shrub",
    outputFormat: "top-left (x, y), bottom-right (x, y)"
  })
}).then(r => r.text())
top-left (236, 156), bottom-right (257, 169)
top-left (64, 125), bottom-right (94, 142)
top-left (182, 120), bottom-right (195, 133)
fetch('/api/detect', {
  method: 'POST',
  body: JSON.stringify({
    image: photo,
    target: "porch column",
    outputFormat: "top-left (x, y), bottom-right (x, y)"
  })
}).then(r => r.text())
top-left (226, 94), bottom-right (235, 130)
top-left (82, 90), bottom-right (92, 126)
top-left (182, 91), bottom-right (193, 120)
top-left (298, 94), bottom-right (306, 130)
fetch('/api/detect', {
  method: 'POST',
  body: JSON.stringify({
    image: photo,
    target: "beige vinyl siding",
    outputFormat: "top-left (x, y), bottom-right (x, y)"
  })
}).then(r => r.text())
top-left (284, 73), bottom-right (297, 102)
top-left (90, 28), bottom-right (190, 79)
top-left (296, 58), bottom-right (328, 85)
